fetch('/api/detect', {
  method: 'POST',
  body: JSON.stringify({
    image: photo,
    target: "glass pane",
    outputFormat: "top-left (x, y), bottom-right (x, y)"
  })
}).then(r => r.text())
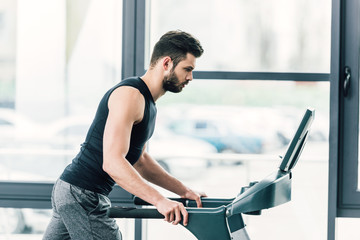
top-left (0, 207), bottom-right (133, 240)
top-left (337, 218), bottom-right (360, 240)
top-left (0, 1), bottom-right (16, 108)
top-left (0, 208), bottom-right (51, 236)
top-left (146, 0), bottom-right (331, 73)
top-left (0, 0), bottom-right (122, 184)
top-left (146, 80), bottom-right (329, 240)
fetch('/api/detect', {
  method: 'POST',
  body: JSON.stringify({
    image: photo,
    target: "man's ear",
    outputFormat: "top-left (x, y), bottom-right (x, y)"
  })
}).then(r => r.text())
top-left (162, 56), bottom-right (173, 72)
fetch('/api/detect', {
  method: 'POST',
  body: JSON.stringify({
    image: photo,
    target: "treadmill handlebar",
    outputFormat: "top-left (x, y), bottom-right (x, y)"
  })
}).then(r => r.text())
top-left (107, 205), bottom-right (227, 220)
top-left (107, 206), bottom-right (163, 219)
top-left (133, 196), bottom-right (235, 208)
top-left (134, 197), bottom-right (187, 206)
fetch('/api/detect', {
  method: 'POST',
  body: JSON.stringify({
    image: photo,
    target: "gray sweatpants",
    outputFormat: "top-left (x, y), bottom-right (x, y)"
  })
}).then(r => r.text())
top-left (42, 179), bottom-right (122, 240)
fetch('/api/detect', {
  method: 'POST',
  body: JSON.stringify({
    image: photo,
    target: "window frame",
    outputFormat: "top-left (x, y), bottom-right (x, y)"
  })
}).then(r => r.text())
top-left (336, 0), bottom-right (360, 215)
top-left (328, 0), bottom-right (360, 239)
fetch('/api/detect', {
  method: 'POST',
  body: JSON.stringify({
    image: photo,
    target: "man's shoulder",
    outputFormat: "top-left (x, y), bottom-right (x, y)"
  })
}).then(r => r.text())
top-left (109, 77), bottom-right (143, 96)
top-left (111, 84), bottom-right (144, 101)
top-left (118, 76), bottom-right (142, 87)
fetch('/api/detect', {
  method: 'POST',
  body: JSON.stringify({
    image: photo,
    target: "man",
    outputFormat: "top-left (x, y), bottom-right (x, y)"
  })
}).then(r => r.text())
top-left (43, 30), bottom-right (206, 240)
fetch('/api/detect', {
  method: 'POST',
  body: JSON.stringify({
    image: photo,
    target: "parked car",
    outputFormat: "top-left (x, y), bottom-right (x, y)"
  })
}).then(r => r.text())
top-left (162, 105), bottom-right (323, 154)
top-left (167, 117), bottom-right (264, 154)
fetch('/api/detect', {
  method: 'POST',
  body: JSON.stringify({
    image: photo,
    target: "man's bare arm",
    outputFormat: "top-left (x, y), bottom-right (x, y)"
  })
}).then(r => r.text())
top-left (102, 87), bottom-right (188, 225)
top-left (134, 149), bottom-right (207, 208)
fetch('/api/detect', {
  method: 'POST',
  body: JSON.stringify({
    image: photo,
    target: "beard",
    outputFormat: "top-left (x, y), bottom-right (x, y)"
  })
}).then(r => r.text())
top-left (163, 69), bottom-right (187, 93)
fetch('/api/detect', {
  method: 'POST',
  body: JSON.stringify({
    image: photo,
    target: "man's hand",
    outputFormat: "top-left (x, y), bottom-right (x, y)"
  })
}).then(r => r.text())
top-left (181, 189), bottom-right (208, 208)
top-left (155, 198), bottom-right (189, 226)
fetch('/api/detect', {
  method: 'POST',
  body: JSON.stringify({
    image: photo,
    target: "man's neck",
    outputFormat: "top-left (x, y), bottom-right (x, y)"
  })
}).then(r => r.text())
top-left (141, 70), bottom-right (166, 102)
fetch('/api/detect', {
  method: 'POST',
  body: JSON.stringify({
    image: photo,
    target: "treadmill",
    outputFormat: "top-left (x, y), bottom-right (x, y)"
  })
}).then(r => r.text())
top-left (107, 108), bottom-right (315, 240)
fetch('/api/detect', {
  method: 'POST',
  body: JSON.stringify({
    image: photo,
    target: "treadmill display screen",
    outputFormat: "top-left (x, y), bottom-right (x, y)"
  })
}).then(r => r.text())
top-left (279, 108), bottom-right (315, 172)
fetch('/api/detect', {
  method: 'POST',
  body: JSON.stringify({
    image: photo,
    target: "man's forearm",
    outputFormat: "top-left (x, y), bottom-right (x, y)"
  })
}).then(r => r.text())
top-left (103, 156), bottom-right (166, 206)
top-left (134, 152), bottom-right (190, 197)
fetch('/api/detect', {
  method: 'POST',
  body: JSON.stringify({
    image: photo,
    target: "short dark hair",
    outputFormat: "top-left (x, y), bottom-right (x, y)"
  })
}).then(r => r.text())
top-left (149, 30), bottom-right (204, 68)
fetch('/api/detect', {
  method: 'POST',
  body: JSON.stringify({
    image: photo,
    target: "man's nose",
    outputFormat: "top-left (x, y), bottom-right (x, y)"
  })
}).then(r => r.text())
top-left (187, 72), bottom-right (193, 81)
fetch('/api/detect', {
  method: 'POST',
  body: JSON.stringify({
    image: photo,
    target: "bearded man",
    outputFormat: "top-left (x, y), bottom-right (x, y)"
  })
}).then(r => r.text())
top-left (43, 30), bottom-right (207, 240)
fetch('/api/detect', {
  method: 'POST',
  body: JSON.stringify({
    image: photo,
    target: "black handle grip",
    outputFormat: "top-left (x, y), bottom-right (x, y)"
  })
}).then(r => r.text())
top-left (134, 196), bottom-right (187, 206)
top-left (107, 206), bottom-right (163, 219)
top-left (133, 196), bottom-right (235, 208)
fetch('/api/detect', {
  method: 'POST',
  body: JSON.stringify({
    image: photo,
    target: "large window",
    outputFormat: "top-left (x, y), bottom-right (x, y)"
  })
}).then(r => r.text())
top-left (140, 0), bottom-right (331, 239)
top-left (0, 0), bottom-right (122, 182)
top-left (0, 0), bottom-right (125, 238)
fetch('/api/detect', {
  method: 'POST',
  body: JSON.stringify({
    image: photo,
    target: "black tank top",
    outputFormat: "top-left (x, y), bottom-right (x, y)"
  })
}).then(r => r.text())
top-left (60, 77), bottom-right (157, 195)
